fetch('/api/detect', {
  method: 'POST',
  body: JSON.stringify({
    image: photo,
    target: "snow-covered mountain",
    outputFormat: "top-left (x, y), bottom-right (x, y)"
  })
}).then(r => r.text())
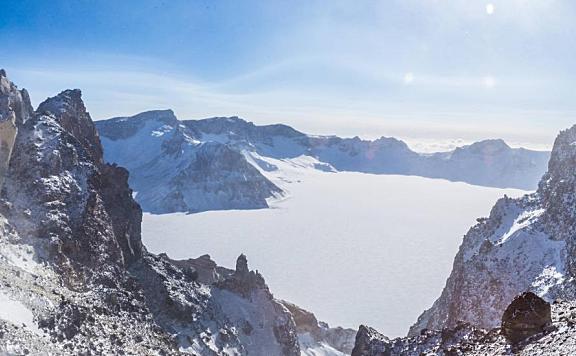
top-left (96, 111), bottom-right (282, 214)
top-left (0, 70), bottom-right (353, 355)
top-left (96, 112), bottom-right (549, 214)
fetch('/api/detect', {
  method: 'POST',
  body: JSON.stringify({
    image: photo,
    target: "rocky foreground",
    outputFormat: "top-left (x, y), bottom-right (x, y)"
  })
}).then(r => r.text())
top-left (353, 293), bottom-right (576, 355)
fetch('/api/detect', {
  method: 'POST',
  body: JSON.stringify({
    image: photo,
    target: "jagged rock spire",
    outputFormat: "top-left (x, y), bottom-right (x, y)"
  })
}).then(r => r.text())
top-left (36, 89), bottom-right (104, 165)
top-left (236, 253), bottom-right (249, 274)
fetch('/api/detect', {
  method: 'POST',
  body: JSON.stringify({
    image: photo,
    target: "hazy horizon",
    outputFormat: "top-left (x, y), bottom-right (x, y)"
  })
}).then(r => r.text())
top-left (2, 0), bottom-right (575, 150)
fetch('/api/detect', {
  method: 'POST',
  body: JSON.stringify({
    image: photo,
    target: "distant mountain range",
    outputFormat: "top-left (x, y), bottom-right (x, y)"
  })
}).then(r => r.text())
top-left (96, 110), bottom-right (550, 214)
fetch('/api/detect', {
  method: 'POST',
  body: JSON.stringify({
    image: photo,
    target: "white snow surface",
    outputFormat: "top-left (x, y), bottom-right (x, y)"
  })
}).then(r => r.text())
top-left (0, 291), bottom-right (40, 335)
top-left (298, 333), bottom-right (347, 356)
top-left (142, 158), bottom-right (527, 337)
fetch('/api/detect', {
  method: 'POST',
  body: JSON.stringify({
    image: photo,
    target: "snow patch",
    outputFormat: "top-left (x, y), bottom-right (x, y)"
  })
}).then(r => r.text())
top-left (298, 333), bottom-right (347, 356)
top-left (0, 291), bottom-right (41, 335)
top-left (532, 266), bottom-right (566, 296)
top-left (500, 208), bottom-right (545, 244)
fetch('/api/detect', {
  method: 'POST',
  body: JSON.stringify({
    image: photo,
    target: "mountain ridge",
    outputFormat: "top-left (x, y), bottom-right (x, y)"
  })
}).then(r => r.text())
top-left (96, 111), bottom-right (550, 214)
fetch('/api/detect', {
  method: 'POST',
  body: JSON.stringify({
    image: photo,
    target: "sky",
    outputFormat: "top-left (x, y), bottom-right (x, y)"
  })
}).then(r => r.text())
top-left (1, 0), bottom-right (575, 150)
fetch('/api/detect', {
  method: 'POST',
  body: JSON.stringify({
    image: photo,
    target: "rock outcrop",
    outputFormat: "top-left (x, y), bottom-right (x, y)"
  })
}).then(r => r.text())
top-left (281, 300), bottom-right (356, 355)
top-left (501, 292), bottom-right (552, 344)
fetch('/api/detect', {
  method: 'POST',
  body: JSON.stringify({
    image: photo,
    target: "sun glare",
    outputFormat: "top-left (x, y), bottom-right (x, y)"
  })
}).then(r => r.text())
top-left (486, 3), bottom-right (495, 15)
top-left (483, 76), bottom-right (496, 88)
top-left (403, 72), bottom-right (414, 85)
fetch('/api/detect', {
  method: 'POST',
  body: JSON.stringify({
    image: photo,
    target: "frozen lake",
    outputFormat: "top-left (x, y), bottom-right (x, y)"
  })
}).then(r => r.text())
top-left (142, 170), bottom-right (526, 337)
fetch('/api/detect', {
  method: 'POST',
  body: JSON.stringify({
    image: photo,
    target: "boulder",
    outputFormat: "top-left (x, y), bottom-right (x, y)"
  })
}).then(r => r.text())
top-left (501, 292), bottom-right (551, 343)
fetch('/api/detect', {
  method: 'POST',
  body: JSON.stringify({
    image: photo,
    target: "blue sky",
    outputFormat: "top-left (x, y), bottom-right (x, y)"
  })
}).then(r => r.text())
top-left (1, 0), bottom-right (575, 149)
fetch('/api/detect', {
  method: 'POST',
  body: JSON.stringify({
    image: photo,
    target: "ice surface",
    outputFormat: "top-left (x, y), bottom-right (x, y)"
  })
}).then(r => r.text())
top-left (142, 169), bottom-right (526, 337)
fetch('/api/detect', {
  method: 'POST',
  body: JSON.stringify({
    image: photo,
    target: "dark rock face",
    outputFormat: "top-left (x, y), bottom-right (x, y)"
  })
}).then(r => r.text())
top-left (99, 163), bottom-right (145, 266)
top-left (501, 292), bottom-right (551, 344)
top-left (37, 89), bottom-right (104, 165)
top-left (2, 89), bottom-right (135, 287)
top-left (351, 325), bottom-right (390, 356)
top-left (539, 125), bottom-right (576, 277)
top-left (1, 86), bottom-right (147, 289)
top-left (218, 254), bottom-right (269, 298)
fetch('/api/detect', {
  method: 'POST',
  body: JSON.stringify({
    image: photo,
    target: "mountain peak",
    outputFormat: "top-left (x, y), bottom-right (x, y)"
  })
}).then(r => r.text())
top-left (37, 89), bottom-right (84, 115)
top-left (541, 124), bottom-right (576, 185)
top-left (462, 138), bottom-right (510, 152)
top-left (37, 88), bottom-right (103, 164)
